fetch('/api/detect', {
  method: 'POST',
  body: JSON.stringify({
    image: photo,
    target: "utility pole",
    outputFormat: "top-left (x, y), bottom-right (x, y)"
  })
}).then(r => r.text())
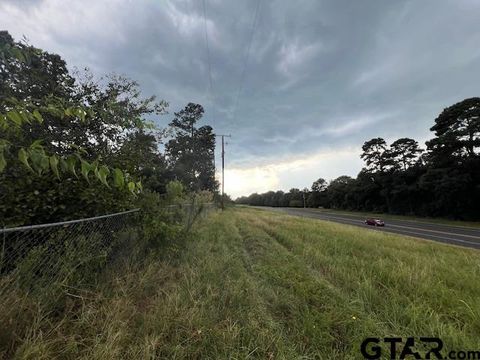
top-left (215, 134), bottom-right (231, 210)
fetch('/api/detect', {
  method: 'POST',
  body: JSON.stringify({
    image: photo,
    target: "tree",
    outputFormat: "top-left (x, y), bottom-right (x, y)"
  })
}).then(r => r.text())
top-left (1, 31), bottom-right (168, 170)
top-left (71, 73), bottom-right (167, 163)
top-left (386, 138), bottom-right (424, 213)
top-left (427, 97), bottom-right (480, 165)
top-left (390, 138), bottom-right (423, 171)
top-left (361, 138), bottom-right (391, 172)
top-left (307, 178), bottom-right (327, 208)
top-left (326, 176), bottom-right (355, 209)
top-left (0, 32), bottom-right (152, 225)
top-left (0, 31), bottom-right (75, 105)
top-left (286, 188), bottom-right (303, 207)
top-left (274, 190), bottom-right (287, 207)
top-left (166, 103), bottom-right (217, 192)
top-left (114, 130), bottom-right (172, 193)
top-left (0, 97), bottom-right (142, 226)
top-left (419, 98), bottom-right (480, 218)
top-left (311, 178), bottom-right (327, 192)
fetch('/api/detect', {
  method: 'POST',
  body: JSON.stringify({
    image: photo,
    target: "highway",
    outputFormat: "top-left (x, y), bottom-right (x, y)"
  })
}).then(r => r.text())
top-left (254, 207), bottom-right (480, 249)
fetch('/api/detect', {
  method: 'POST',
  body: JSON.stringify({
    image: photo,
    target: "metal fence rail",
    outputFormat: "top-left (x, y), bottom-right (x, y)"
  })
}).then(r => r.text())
top-left (0, 208), bottom-right (141, 295)
top-left (0, 208), bottom-right (140, 234)
top-left (0, 202), bottom-right (216, 296)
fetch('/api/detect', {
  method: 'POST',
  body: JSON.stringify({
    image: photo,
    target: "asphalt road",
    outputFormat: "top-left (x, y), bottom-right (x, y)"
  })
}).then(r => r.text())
top-left (254, 207), bottom-right (480, 250)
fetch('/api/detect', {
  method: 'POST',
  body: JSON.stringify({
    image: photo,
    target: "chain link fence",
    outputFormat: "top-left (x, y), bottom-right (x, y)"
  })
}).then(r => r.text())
top-left (0, 201), bottom-right (216, 297)
top-left (0, 209), bottom-right (140, 295)
top-left (162, 202), bottom-right (216, 230)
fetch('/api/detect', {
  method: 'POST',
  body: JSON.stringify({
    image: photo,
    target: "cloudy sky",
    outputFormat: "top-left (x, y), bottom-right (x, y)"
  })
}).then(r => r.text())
top-left (2, 0), bottom-right (480, 197)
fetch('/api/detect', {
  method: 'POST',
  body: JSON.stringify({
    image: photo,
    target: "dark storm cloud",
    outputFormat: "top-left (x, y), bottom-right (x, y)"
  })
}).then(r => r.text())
top-left (2, 0), bottom-right (480, 171)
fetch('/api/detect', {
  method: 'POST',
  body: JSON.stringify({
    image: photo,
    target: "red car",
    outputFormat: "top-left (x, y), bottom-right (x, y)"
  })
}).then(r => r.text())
top-left (365, 218), bottom-right (385, 227)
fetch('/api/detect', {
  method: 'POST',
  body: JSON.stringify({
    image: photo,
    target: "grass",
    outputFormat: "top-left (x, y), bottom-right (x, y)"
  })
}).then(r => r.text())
top-left (2, 207), bottom-right (480, 358)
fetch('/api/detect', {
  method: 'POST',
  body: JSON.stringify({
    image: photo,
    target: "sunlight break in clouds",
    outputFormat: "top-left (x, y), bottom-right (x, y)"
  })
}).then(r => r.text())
top-left (225, 147), bottom-right (363, 198)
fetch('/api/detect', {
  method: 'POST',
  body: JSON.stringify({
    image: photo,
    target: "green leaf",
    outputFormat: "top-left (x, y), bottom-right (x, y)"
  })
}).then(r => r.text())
top-left (29, 140), bottom-right (43, 150)
top-left (113, 168), bottom-right (125, 188)
top-left (46, 104), bottom-right (64, 118)
top-left (19, 111), bottom-right (31, 124)
top-left (39, 154), bottom-right (49, 172)
top-left (18, 148), bottom-right (33, 172)
top-left (0, 154), bottom-right (5, 173)
top-left (128, 181), bottom-right (136, 193)
top-left (0, 115), bottom-right (7, 130)
top-left (29, 150), bottom-right (49, 175)
top-left (0, 147), bottom-right (6, 173)
top-left (136, 181), bottom-right (143, 191)
top-left (81, 160), bottom-right (93, 182)
top-left (59, 158), bottom-right (68, 172)
top-left (7, 111), bottom-right (22, 126)
top-left (66, 156), bottom-right (78, 178)
top-left (97, 166), bottom-right (110, 187)
top-left (33, 110), bottom-right (43, 123)
top-left (49, 155), bottom-right (60, 179)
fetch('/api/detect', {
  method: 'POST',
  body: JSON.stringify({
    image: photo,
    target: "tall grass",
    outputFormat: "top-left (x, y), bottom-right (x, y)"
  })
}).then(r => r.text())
top-left (2, 207), bottom-right (479, 358)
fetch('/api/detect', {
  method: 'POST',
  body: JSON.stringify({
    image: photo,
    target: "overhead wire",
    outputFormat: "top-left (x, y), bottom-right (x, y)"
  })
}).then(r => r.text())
top-left (201, 0), bottom-right (262, 191)
top-left (201, 0), bottom-right (218, 183)
top-left (202, 0), bottom-right (214, 99)
top-left (202, 0), bottom-right (215, 130)
top-left (230, 0), bottom-right (262, 125)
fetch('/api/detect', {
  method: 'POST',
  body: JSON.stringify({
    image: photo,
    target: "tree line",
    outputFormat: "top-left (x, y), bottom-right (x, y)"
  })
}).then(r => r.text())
top-left (236, 97), bottom-right (480, 220)
top-left (0, 31), bottom-right (217, 226)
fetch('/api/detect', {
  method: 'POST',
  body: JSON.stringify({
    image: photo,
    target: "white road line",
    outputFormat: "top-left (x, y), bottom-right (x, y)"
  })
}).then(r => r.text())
top-left (305, 212), bottom-right (479, 240)
top-left (317, 211), bottom-right (480, 231)
top-left (386, 223), bottom-right (480, 240)
top-left (288, 211), bottom-right (480, 246)
top-left (377, 227), bottom-right (480, 247)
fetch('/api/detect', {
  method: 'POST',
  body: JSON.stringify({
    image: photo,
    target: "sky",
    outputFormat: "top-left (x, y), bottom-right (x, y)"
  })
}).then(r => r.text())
top-left (1, 0), bottom-right (480, 198)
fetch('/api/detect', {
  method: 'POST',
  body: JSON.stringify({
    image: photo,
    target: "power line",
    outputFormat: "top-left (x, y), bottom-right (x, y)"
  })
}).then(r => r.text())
top-left (202, 0), bottom-right (218, 185)
top-left (202, 0), bottom-right (214, 104)
top-left (231, 0), bottom-right (262, 124)
top-left (205, 1), bottom-right (260, 199)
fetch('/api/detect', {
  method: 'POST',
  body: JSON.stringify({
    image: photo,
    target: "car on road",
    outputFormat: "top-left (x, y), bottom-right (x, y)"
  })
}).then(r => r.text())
top-left (365, 218), bottom-right (385, 227)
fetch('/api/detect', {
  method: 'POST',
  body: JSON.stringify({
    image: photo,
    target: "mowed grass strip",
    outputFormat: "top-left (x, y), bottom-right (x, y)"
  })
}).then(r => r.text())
top-left (8, 207), bottom-right (480, 359)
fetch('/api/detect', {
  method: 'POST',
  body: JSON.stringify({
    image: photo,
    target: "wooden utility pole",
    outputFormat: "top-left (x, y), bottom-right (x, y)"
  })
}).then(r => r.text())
top-left (215, 134), bottom-right (231, 210)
